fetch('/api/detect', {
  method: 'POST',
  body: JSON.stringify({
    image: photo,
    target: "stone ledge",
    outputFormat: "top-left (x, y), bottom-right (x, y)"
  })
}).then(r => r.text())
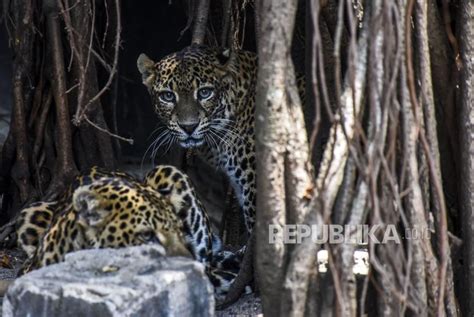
top-left (3, 245), bottom-right (215, 317)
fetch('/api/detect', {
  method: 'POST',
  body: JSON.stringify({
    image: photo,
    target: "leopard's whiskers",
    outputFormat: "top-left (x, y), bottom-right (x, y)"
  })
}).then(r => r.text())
top-left (161, 133), bottom-right (177, 157)
top-left (150, 130), bottom-right (172, 157)
top-left (204, 133), bottom-right (219, 151)
top-left (141, 128), bottom-right (170, 173)
top-left (211, 124), bottom-right (249, 146)
top-left (147, 125), bottom-right (166, 141)
top-left (208, 128), bottom-right (233, 148)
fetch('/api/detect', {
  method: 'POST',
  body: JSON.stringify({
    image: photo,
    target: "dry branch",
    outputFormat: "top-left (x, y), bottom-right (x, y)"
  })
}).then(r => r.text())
top-left (73, 0), bottom-right (120, 116)
top-left (280, 1), bottom-right (370, 315)
top-left (333, 2), bottom-right (388, 315)
top-left (401, 51), bottom-right (429, 316)
top-left (406, 0), bottom-right (454, 314)
top-left (58, 0), bottom-right (126, 148)
top-left (414, 0), bottom-right (458, 314)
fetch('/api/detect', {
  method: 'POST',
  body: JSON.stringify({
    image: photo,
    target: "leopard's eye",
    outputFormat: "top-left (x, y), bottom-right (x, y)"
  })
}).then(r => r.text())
top-left (159, 91), bottom-right (176, 103)
top-left (197, 87), bottom-right (214, 100)
top-left (138, 230), bottom-right (157, 243)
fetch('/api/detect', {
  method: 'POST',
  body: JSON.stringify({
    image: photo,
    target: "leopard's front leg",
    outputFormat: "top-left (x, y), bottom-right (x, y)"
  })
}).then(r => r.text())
top-left (223, 137), bottom-right (256, 233)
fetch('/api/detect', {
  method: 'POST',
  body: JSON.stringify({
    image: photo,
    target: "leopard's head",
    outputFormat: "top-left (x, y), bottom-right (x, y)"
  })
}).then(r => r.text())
top-left (72, 178), bottom-right (191, 258)
top-left (137, 45), bottom-right (238, 149)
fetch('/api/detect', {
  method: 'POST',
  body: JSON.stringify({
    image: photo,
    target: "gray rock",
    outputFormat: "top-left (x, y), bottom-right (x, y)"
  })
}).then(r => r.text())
top-left (3, 245), bottom-right (215, 317)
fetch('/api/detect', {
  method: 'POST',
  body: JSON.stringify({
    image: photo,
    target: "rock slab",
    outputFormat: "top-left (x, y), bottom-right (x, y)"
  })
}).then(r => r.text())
top-left (3, 245), bottom-right (215, 317)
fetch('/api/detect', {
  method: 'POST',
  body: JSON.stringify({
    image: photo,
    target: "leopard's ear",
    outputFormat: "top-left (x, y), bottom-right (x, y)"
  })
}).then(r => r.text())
top-left (73, 186), bottom-right (108, 228)
top-left (216, 47), bottom-right (237, 70)
top-left (137, 53), bottom-right (156, 88)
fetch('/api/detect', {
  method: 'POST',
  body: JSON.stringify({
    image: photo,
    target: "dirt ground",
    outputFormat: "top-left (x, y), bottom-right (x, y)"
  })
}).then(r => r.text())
top-left (216, 294), bottom-right (262, 316)
top-left (0, 248), bottom-right (25, 280)
top-left (0, 248), bottom-right (25, 316)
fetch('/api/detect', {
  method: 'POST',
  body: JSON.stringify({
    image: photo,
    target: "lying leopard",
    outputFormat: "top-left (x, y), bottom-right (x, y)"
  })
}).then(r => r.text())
top-left (20, 175), bottom-right (190, 273)
top-left (138, 45), bottom-right (258, 233)
top-left (16, 166), bottom-right (241, 298)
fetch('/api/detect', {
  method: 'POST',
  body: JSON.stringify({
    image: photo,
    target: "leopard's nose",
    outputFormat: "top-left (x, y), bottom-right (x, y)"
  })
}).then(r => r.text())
top-left (178, 121), bottom-right (199, 135)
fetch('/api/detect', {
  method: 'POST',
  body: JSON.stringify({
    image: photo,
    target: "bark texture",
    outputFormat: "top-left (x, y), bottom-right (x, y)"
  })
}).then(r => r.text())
top-left (458, 1), bottom-right (474, 315)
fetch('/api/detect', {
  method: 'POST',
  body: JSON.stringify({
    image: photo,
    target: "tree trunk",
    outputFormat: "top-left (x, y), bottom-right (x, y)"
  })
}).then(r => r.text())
top-left (458, 1), bottom-right (474, 315)
top-left (44, 0), bottom-right (78, 195)
top-left (255, 1), bottom-right (297, 315)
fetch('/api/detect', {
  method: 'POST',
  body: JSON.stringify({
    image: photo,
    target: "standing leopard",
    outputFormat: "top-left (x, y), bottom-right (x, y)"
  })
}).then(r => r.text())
top-left (138, 45), bottom-right (257, 233)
